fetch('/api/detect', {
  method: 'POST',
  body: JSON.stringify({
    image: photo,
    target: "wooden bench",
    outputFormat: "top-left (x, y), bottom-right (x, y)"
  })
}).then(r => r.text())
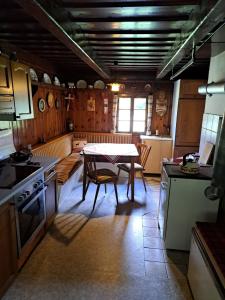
top-left (32, 133), bottom-right (83, 203)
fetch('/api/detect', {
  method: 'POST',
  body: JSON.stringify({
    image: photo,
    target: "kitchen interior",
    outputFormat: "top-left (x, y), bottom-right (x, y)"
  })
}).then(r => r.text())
top-left (1, 1), bottom-right (225, 299)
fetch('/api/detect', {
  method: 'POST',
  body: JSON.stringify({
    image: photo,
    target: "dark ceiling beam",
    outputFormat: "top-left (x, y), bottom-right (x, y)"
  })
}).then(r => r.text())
top-left (70, 15), bottom-right (189, 22)
top-left (82, 29), bottom-right (181, 34)
top-left (157, 0), bottom-right (225, 78)
top-left (63, 1), bottom-right (199, 8)
top-left (99, 54), bottom-right (165, 57)
top-left (87, 37), bottom-right (176, 42)
top-left (89, 43), bottom-right (173, 47)
top-left (95, 49), bottom-right (168, 52)
top-left (15, 0), bottom-right (110, 79)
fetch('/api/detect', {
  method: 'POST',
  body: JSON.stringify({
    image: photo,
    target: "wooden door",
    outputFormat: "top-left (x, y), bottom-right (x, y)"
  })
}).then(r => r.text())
top-left (175, 99), bottom-right (205, 146)
top-left (11, 61), bottom-right (34, 120)
top-left (0, 202), bottom-right (17, 298)
top-left (0, 56), bottom-right (13, 95)
top-left (179, 80), bottom-right (206, 99)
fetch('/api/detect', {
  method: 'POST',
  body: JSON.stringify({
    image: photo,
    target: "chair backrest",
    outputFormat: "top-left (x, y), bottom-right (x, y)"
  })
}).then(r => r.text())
top-left (137, 143), bottom-right (151, 168)
top-left (84, 153), bottom-right (97, 177)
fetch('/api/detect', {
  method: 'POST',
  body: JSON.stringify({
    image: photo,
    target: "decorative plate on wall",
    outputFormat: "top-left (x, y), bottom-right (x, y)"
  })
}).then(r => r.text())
top-left (43, 73), bottom-right (52, 84)
top-left (76, 80), bottom-right (87, 89)
top-left (55, 98), bottom-right (61, 109)
top-left (94, 80), bottom-right (105, 89)
top-left (47, 92), bottom-right (54, 108)
top-left (53, 76), bottom-right (60, 86)
top-left (38, 98), bottom-right (46, 112)
top-left (30, 68), bottom-right (38, 81)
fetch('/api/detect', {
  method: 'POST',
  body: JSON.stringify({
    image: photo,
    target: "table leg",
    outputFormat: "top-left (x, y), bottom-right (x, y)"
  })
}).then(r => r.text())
top-left (82, 156), bottom-right (87, 201)
top-left (130, 157), bottom-right (135, 202)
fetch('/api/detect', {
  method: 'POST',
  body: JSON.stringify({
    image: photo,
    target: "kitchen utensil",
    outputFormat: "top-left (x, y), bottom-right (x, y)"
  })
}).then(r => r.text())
top-left (180, 153), bottom-right (200, 174)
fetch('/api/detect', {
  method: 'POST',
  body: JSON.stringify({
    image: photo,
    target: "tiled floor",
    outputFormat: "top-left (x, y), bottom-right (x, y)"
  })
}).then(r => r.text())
top-left (3, 176), bottom-right (193, 300)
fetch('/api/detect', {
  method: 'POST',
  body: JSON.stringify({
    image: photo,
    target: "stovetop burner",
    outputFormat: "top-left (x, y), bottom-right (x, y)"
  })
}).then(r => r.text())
top-left (0, 160), bottom-right (41, 189)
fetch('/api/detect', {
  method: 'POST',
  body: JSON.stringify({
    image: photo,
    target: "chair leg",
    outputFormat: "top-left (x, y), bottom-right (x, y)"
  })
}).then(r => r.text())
top-left (93, 184), bottom-right (100, 211)
top-left (114, 183), bottom-right (119, 205)
top-left (117, 168), bottom-right (121, 177)
top-left (104, 183), bottom-right (107, 194)
top-left (127, 173), bottom-right (131, 197)
top-left (141, 171), bottom-right (147, 191)
top-left (85, 180), bottom-right (90, 196)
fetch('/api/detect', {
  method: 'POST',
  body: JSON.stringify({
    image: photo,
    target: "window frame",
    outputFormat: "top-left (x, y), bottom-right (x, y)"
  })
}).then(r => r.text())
top-left (116, 96), bottom-right (147, 134)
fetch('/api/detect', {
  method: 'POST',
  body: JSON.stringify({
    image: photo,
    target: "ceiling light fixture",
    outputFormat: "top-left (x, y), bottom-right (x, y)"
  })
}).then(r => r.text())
top-left (109, 61), bottom-right (121, 93)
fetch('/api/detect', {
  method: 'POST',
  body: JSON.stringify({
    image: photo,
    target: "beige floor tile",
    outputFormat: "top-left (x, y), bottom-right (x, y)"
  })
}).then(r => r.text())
top-left (143, 226), bottom-right (161, 237)
top-left (142, 219), bottom-right (158, 228)
top-left (165, 263), bottom-right (188, 280)
top-left (144, 237), bottom-right (165, 249)
top-left (145, 261), bottom-right (168, 278)
top-left (164, 250), bottom-right (189, 265)
top-left (144, 248), bottom-right (165, 262)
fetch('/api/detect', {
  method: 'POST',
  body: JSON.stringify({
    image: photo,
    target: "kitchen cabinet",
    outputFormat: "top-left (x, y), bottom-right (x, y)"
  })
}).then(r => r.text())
top-left (0, 202), bottom-right (17, 298)
top-left (0, 56), bottom-right (13, 95)
top-left (11, 61), bottom-right (34, 120)
top-left (158, 164), bottom-right (219, 250)
top-left (44, 167), bottom-right (57, 229)
top-left (171, 79), bottom-right (206, 159)
top-left (141, 136), bottom-right (173, 174)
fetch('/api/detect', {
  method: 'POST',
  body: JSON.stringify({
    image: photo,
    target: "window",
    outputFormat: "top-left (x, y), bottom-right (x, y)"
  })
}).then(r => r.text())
top-left (117, 97), bottom-right (147, 133)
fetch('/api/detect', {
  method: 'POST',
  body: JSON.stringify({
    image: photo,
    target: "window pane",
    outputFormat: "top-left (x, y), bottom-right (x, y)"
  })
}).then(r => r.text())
top-left (118, 110), bottom-right (130, 121)
top-left (134, 98), bottom-right (146, 109)
top-left (133, 121), bottom-right (145, 132)
top-left (118, 121), bottom-right (130, 132)
top-left (133, 110), bottom-right (145, 121)
top-left (119, 98), bottom-right (131, 109)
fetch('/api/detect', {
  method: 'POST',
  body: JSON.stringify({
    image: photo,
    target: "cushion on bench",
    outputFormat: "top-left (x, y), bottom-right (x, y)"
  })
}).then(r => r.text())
top-left (56, 153), bottom-right (83, 184)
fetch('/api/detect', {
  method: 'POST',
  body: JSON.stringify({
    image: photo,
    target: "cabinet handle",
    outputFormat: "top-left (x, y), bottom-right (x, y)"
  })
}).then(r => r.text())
top-left (16, 115), bottom-right (21, 119)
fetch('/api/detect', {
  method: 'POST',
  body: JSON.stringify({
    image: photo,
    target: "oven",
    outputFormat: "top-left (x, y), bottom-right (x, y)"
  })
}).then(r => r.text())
top-left (14, 174), bottom-right (46, 255)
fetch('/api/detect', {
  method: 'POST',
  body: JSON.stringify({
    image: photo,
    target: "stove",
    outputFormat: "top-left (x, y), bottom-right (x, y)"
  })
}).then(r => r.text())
top-left (0, 160), bottom-right (41, 189)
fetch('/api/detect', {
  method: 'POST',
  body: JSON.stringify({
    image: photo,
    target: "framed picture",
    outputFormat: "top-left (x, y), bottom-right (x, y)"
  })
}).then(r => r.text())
top-left (87, 97), bottom-right (95, 111)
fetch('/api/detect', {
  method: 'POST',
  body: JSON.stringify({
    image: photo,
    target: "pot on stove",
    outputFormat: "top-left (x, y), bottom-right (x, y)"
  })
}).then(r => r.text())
top-left (10, 150), bottom-right (32, 162)
top-left (180, 153), bottom-right (200, 174)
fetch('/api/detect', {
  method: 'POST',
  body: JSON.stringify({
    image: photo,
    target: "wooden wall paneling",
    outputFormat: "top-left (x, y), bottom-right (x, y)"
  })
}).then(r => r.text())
top-left (150, 82), bottom-right (173, 136)
top-left (71, 89), bottom-right (114, 132)
top-left (12, 85), bottom-right (67, 149)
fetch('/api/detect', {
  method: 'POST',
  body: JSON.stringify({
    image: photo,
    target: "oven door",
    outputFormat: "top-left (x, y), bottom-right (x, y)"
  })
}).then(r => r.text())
top-left (16, 186), bottom-right (47, 254)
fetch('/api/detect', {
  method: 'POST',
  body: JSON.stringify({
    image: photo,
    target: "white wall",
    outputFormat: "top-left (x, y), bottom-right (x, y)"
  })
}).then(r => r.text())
top-left (205, 50), bottom-right (225, 115)
top-left (205, 25), bottom-right (225, 115)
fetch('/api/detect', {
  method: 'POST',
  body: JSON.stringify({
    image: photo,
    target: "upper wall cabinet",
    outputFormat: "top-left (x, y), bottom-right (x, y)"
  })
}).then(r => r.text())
top-left (0, 56), bottom-right (13, 96)
top-left (179, 79), bottom-right (206, 99)
top-left (11, 61), bottom-right (34, 120)
top-left (0, 57), bottom-right (34, 121)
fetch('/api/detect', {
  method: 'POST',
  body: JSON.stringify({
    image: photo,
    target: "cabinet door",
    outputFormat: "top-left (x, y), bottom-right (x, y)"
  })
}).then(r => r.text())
top-left (0, 202), bottom-right (17, 298)
top-left (45, 171), bottom-right (57, 229)
top-left (0, 57), bottom-right (13, 95)
top-left (143, 140), bottom-right (161, 173)
top-left (179, 80), bottom-right (206, 99)
top-left (175, 99), bottom-right (205, 146)
top-left (11, 61), bottom-right (34, 120)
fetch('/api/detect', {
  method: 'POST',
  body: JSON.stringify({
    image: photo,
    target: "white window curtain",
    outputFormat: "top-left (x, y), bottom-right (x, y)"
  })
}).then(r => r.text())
top-left (146, 95), bottom-right (153, 135)
top-left (112, 94), bottom-right (119, 133)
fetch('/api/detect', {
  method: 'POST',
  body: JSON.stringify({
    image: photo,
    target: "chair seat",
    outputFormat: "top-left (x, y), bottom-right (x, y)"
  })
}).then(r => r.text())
top-left (117, 162), bottom-right (144, 172)
top-left (88, 168), bottom-right (118, 183)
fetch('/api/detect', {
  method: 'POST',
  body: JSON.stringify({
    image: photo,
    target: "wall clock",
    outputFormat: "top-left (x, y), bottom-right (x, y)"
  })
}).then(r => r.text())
top-left (47, 92), bottom-right (54, 108)
top-left (38, 98), bottom-right (46, 112)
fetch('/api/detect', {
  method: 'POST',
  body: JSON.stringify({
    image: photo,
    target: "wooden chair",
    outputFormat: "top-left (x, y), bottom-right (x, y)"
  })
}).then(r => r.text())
top-left (84, 154), bottom-right (119, 210)
top-left (117, 143), bottom-right (151, 196)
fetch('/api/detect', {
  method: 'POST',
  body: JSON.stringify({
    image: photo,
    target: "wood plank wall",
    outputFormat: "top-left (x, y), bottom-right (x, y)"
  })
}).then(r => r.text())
top-left (69, 89), bottom-right (114, 132)
top-left (12, 84), bottom-right (67, 149)
top-left (69, 81), bottom-right (173, 135)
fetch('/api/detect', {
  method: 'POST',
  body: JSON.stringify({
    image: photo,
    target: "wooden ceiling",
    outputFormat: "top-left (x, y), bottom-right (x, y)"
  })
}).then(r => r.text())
top-left (1, 0), bottom-right (225, 81)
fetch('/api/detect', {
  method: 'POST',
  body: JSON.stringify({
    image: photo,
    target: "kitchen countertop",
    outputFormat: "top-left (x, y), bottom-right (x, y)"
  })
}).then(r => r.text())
top-left (140, 135), bottom-right (172, 141)
top-left (164, 163), bottom-right (213, 180)
top-left (0, 156), bottom-right (59, 206)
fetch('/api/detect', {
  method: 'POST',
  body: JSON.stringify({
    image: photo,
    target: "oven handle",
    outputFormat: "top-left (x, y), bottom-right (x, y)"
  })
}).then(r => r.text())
top-left (21, 186), bottom-right (47, 214)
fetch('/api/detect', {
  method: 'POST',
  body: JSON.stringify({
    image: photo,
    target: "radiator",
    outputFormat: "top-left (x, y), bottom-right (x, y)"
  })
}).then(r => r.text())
top-left (73, 132), bottom-right (132, 144)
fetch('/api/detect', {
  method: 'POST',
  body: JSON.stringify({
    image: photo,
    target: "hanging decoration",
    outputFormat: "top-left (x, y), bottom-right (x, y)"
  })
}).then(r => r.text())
top-left (155, 90), bottom-right (168, 117)
top-left (87, 97), bottom-right (95, 112)
top-left (146, 95), bottom-right (153, 135)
